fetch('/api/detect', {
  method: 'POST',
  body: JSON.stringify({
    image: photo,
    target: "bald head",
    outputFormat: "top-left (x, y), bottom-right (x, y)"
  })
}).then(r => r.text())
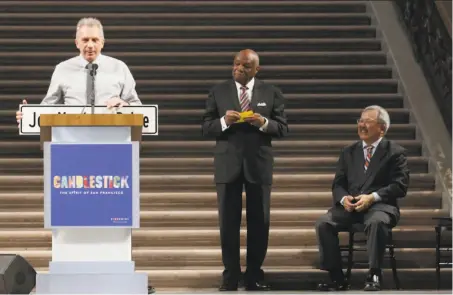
top-left (235, 49), bottom-right (260, 66)
top-left (232, 49), bottom-right (260, 86)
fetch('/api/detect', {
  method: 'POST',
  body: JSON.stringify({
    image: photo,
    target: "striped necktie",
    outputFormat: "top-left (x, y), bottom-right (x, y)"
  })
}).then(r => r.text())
top-left (239, 86), bottom-right (251, 111)
top-left (364, 145), bottom-right (374, 171)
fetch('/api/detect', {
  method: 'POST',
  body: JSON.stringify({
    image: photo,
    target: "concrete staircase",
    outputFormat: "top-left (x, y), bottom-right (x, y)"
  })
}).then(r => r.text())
top-left (0, 0), bottom-right (451, 290)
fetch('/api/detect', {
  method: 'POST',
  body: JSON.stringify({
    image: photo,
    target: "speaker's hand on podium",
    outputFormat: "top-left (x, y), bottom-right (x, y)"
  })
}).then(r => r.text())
top-left (106, 97), bottom-right (129, 109)
top-left (16, 99), bottom-right (27, 127)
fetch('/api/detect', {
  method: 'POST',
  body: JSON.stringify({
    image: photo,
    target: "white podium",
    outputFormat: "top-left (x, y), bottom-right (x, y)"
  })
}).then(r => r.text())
top-left (34, 114), bottom-right (148, 294)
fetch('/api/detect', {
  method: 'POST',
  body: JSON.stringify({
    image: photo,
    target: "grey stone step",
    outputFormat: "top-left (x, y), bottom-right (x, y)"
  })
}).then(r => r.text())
top-left (0, 226), bottom-right (447, 248)
top-left (0, 78), bottom-right (400, 95)
top-left (0, 139), bottom-right (422, 158)
top-left (0, 191), bottom-right (441, 210)
top-left (0, 1), bottom-right (368, 13)
top-left (0, 65), bottom-right (393, 80)
top-left (0, 12), bottom-right (372, 26)
top-left (2, 246), bottom-right (448, 269)
top-left (0, 38), bottom-right (383, 52)
top-left (0, 209), bottom-right (445, 229)
top-left (0, 93), bottom-right (404, 110)
top-left (0, 107), bottom-right (410, 125)
top-left (0, 51), bottom-right (388, 66)
top-left (0, 25), bottom-right (377, 39)
top-left (0, 123), bottom-right (417, 141)
top-left (0, 156), bottom-right (428, 174)
top-left (0, 173), bottom-right (434, 192)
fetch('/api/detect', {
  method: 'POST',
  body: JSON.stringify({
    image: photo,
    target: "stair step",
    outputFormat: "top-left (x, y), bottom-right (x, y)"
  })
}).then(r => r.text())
top-left (1, 247), bottom-right (448, 269)
top-left (0, 191), bottom-right (442, 210)
top-left (0, 93), bottom-right (405, 110)
top-left (0, 156), bottom-right (428, 174)
top-left (1, 107), bottom-right (410, 125)
top-left (0, 226), bottom-right (447, 248)
top-left (29, 266), bottom-right (452, 290)
top-left (0, 65), bottom-right (393, 80)
top-left (0, 78), bottom-right (399, 95)
top-left (0, 25), bottom-right (377, 39)
top-left (1, 124), bottom-right (417, 141)
top-left (0, 139), bottom-right (422, 158)
top-left (0, 12), bottom-right (372, 26)
top-left (0, 173), bottom-right (434, 192)
top-left (0, 1), bottom-right (368, 14)
top-left (0, 209), bottom-right (446, 228)
top-left (0, 51), bottom-right (388, 66)
top-left (0, 38), bottom-right (383, 52)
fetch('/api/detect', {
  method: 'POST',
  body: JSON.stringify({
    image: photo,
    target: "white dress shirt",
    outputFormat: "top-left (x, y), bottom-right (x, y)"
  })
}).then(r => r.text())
top-left (220, 78), bottom-right (269, 132)
top-left (340, 137), bottom-right (384, 206)
top-left (40, 54), bottom-right (141, 106)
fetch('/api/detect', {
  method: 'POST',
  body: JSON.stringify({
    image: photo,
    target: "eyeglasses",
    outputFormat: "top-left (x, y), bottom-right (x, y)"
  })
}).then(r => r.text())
top-left (357, 118), bottom-right (378, 125)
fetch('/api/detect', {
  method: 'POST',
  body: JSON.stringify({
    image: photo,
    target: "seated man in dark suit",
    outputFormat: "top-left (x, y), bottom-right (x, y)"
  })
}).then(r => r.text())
top-left (315, 105), bottom-right (410, 291)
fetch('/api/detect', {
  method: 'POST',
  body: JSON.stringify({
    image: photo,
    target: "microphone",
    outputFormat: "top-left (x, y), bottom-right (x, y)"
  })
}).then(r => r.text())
top-left (85, 63), bottom-right (98, 114)
top-left (87, 63), bottom-right (98, 77)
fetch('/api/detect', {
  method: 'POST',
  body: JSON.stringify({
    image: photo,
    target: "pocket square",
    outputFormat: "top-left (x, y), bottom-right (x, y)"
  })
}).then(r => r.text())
top-left (257, 102), bottom-right (267, 107)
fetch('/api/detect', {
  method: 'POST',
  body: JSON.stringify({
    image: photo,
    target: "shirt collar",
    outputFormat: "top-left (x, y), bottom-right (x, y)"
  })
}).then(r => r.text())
top-left (235, 77), bottom-right (255, 90)
top-left (362, 137), bottom-right (383, 149)
top-left (78, 53), bottom-right (102, 68)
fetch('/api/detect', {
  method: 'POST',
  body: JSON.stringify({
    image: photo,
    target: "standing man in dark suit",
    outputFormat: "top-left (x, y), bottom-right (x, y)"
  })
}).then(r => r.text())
top-left (315, 105), bottom-right (410, 291)
top-left (202, 49), bottom-right (288, 291)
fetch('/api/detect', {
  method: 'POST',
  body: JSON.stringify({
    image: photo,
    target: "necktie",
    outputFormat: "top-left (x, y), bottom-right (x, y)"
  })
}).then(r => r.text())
top-left (364, 145), bottom-right (374, 171)
top-left (239, 86), bottom-right (251, 112)
top-left (86, 63), bottom-right (96, 105)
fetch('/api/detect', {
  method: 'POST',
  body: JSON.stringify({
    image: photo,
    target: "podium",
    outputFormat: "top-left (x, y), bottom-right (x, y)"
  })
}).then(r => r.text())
top-left (35, 114), bottom-right (148, 294)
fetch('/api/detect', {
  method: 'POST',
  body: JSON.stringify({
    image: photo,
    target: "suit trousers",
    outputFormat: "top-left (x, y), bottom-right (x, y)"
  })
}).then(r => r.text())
top-left (315, 206), bottom-right (399, 271)
top-left (216, 173), bottom-right (271, 284)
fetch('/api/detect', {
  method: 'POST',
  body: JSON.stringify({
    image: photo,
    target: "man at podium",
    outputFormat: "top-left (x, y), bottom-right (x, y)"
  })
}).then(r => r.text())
top-left (15, 17), bottom-right (142, 124)
top-left (13, 17), bottom-right (156, 294)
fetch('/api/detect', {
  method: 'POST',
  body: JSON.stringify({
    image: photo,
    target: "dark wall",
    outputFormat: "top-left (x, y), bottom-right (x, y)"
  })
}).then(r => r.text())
top-left (394, 0), bottom-right (452, 135)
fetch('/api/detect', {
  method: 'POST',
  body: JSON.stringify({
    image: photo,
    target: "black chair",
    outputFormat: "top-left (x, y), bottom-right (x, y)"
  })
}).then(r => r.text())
top-left (433, 217), bottom-right (452, 290)
top-left (339, 223), bottom-right (400, 289)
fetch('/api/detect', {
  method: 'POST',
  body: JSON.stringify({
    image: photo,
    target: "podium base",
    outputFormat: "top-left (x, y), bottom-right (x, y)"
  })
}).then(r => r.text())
top-left (35, 261), bottom-right (148, 294)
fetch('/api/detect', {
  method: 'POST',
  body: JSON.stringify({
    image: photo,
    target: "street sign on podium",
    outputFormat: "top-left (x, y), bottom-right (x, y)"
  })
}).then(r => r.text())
top-left (25, 109), bottom-right (155, 294)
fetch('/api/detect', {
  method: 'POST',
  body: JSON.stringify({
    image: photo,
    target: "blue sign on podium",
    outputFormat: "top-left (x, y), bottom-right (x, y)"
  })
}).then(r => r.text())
top-left (49, 143), bottom-right (133, 227)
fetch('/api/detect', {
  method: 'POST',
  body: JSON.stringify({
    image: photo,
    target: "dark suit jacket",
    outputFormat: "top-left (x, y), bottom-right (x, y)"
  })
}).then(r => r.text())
top-left (202, 78), bottom-right (288, 184)
top-left (332, 138), bottom-right (410, 215)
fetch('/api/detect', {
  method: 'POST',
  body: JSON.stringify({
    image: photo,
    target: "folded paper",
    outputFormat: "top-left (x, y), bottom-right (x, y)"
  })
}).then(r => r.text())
top-left (237, 110), bottom-right (254, 123)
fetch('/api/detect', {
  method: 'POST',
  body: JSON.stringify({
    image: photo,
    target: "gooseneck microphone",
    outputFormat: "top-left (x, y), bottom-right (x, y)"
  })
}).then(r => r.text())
top-left (85, 63), bottom-right (98, 114)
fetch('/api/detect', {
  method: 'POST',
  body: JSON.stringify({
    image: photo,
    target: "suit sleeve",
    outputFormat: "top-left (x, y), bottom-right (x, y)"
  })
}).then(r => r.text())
top-left (375, 151), bottom-right (410, 201)
top-left (201, 90), bottom-right (223, 138)
top-left (264, 87), bottom-right (289, 138)
top-left (332, 149), bottom-right (350, 205)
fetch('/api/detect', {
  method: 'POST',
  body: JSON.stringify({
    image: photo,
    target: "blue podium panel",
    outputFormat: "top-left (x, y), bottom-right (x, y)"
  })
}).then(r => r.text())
top-left (49, 143), bottom-right (134, 227)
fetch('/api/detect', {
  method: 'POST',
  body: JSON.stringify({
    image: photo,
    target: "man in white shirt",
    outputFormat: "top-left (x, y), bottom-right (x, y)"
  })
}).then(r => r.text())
top-left (15, 17), bottom-right (141, 123)
top-left (13, 17), bottom-right (154, 294)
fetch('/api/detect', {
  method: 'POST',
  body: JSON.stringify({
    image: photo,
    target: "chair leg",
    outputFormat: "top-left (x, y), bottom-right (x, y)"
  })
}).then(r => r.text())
top-left (435, 226), bottom-right (441, 290)
top-left (345, 232), bottom-right (354, 282)
top-left (388, 244), bottom-right (400, 290)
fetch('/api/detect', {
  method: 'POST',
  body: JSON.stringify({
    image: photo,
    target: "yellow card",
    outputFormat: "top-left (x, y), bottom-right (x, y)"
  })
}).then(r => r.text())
top-left (236, 110), bottom-right (254, 123)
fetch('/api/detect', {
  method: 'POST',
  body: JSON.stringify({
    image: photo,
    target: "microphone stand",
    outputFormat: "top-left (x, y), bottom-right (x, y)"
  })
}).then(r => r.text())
top-left (89, 66), bottom-right (97, 115)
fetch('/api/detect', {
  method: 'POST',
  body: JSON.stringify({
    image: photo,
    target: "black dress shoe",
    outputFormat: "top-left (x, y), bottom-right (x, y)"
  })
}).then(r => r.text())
top-left (317, 281), bottom-right (349, 291)
top-left (244, 281), bottom-right (271, 291)
top-left (364, 272), bottom-right (382, 291)
top-left (148, 286), bottom-right (156, 294)
top-left (219, 283), bottom-right (238, 291)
